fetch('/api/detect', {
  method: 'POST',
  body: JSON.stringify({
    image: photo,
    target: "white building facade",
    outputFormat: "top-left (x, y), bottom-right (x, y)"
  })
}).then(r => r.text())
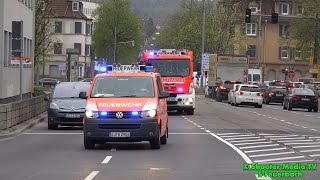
top-left (0, 0), bottom-right (34, 103)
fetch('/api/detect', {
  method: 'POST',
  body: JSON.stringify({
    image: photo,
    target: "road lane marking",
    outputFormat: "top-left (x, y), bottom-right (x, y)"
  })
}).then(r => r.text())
top-left (254, 156), bottom-right (305, 163)
top-left (255, 174), bottom-right (272, 180)
top-left (225, 137), bottom-right (261, 141)
top-left (150, 168), bottom-right (169, 170)
top-left (244, 147), bottom-right (287, 153)
top-left (308, 136), bottom-right (320, 139)
top-left (234, 141), bottom-right (272, 146)
top-left (84, 171), bottom-right (99, 180)
top-left (311, 129), bottom-right (318, 131)
top-left (300, 149), bottom-right (320, 153)
top-left (258, 159), bottom-right (314, 164)
top-left (205, 130), bottom-right (211, 133)
top-left (229, 139), bottom-right (267, 143)
top-left (197, 125), bottom-right (201, 128)
top-left (259, 133), bottom-right (287, 136)
top-left (286, 122), bottom-right (293, 125)
top-left (239, 144), bottom-right (279, 150)
top-left (269, 137), bottom-right (306, 140)
top-left (249, 151), bottom-right (295, 158)
top-left (102, 156), bottom-right (112, 164)
top-left (302, 126), bottom-right (308, 128)
top-left (263, 135), bottom-right (299, 138)
top-left (217, 133), bottom-right (243, 135)
top-left (280, 120), bottom-right (285, 122)
top-left (220, 134), bottom-right (255, 138)
top-left (292, 145), bottom-right (320, 148)
top-left (310, 154), bottom-right (320, 157)
top-left (285, 142), bottom-right (320, 145)
top-left (277, 139), bottom-right (313, 143)
top-left (201, 128), bottom-right (205, 130)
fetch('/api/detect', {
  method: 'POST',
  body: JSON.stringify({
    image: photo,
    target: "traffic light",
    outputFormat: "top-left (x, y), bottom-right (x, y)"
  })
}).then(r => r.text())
top-left (271, 13), bottom-right (278, 24)
top-left (245, 9), bottom-right (251, 23)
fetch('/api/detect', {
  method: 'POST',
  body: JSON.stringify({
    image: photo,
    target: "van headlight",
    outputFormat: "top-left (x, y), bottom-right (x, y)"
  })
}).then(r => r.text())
top-left (49, 102), bottom-right (59, 110)
top-left (141, 109), bottom-right (156, 118)
top-left (85, 102), bottom-right (99, 118)
top-left (187, 98), bottom-right (193, 102)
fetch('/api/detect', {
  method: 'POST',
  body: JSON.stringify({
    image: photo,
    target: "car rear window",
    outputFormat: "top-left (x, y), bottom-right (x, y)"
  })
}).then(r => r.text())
top-left (270, 88), bottom-right (286, 93)
top-left (240, 86), bottom-right (260, 92)
top-left (293, 89), bottom-right (315, 96)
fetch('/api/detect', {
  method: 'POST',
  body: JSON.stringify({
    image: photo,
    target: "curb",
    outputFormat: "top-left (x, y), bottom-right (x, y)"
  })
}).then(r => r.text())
top-left (0, 112), bottom-right (47, 139)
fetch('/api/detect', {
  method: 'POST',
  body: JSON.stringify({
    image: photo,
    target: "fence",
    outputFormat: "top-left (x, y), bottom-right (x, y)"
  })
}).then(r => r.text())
top-left (0, 94), bottom-right (49, 130)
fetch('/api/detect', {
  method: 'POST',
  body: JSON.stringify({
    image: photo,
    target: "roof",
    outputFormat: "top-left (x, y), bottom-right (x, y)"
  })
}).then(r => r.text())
top-left (95, 72), bottom-right (159, 78)
top-left (48, 0), bottom-right (91, 20)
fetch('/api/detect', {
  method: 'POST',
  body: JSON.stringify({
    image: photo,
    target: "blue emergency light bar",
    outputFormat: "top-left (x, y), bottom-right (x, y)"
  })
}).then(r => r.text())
top-left (99, 65), bottom-right (153, 73)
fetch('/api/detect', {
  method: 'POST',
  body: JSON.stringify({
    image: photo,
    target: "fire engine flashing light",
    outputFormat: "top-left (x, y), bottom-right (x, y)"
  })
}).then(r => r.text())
top-left (178, 88), bottom-right (183, 92)
top-left (98, 65), bottom-right (154, 73)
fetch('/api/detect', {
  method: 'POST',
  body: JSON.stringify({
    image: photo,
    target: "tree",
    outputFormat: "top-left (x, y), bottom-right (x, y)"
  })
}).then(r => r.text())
top-left (288, 0), bottom-right (320, 64)
top-left (155, 0), bottom-right (246, 65)
top-left (34, 0), bottom-right (55, 83)
top-left (93, 0), bottom-right (143, 64)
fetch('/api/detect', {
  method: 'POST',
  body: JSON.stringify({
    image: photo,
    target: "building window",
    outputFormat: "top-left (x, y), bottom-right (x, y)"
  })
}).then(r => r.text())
top-left (294, 48), bottom-right (302, 60)
top-left (54, 43), bottom-right (62, 54)
top-left (75, 22), bottom-right (82, 34)
top-left (280, 3), bottom-right (289, 15)
top-left (279, 24), bottom-right (290, 37)
top-left (296, 5), bottom-right (303, 15)
top-left (246, 23), bottom-right (257, 36)
top-left (79, 66), bottom-right (83, 77)
top-left (72, 1), bottom-right (79, 11)
top-left (74, 43), bottom-right (82, 55)
top-left (85, 44), bottom-right (91, 56)
top-left (280, 47), bottom-right (289, 59)
top-left (55, 21), bottom-right (62, 33)
top-left (250, 7), bottom-right (258, 14)
top-left (246, 45), bottom-right (256, 58)
top-left (86, 23), bottom-right (91, 35)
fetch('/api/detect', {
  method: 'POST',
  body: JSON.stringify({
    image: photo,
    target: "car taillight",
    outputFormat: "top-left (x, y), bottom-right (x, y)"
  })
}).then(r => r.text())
top-left (220, 86), bottom-right (227, 90)
top-left (269, 93), bottom-right (274, 97)
top-left (292, 95), bottom-right (300, 101)
top-left (257, 93), bottom-right (262, 96)
top-left (237, 91), bottom-right (244, 95)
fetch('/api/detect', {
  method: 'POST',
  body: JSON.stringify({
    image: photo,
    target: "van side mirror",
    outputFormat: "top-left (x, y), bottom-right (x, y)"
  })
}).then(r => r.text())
top-left (44, 96), bottom-right (50, 101)
top-left (79, 92), bottom-right (87, 99)
top-left (159, 91), bottom-right (170, 99)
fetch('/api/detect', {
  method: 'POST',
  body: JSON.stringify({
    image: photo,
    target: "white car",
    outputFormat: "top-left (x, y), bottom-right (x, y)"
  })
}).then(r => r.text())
top-left (228, 84), bottom-right (241, 105)
top-left (231, 84), bottom-right (263, 108)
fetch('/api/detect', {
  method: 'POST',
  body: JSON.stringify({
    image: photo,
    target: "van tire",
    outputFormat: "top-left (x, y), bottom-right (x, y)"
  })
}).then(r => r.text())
top-left (186, 108), bottom-right (194, 115)
top-left (84, 137), bottom-right (95, 149)
top-left (150, 126), bottom-right (161, 149)
top-left (160, 127), bottom-right (168, 145)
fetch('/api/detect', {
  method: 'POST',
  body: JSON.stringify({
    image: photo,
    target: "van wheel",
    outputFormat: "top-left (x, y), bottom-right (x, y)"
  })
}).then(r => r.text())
top-left (160, 127), bottom-right (168, 145)
top-left (150, 127), bottom-right (161, 149)
top-left (308, 108), bottom-right (312, 112)
top-left (84, 137), bottom-right (95, 149)
top-left (48, 121), bottom-right (58, 130)
top-left (314, 108), bottom-right (318, 112)
top-left (186, 108), bottom-right (194, 115)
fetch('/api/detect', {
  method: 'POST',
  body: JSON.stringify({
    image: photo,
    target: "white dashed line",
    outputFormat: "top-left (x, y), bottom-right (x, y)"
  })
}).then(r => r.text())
top-left (254, 156), bottom-right (305, 163)
top-left (286, 122), bottom-right (293, 125)
top-left (197, 125), bottom-right (201, 128)
top-left (239, 144), bottom-right (279, 150)
top-left (284, 142), bottom-right (320, 145)
top-left (302, 126), bottom-right (308, 128)
top-left (278, 139), bottom-right (313, 143)
top-left (311, 129), bottom-right (318, 131)
top-left (234, 141), bottom-right (272, 146)
top-left (308, 136), bottom-right (320, 139)
top-left (280, 120), bottom-right (285, 122)
top-left (244, 147), bottom-right (287, 153)
top-left (310, 154), bottom-right (320, 157)
top-left (84, 171), bottom-right (99, 180)
top-left (205, 130), bottom-right (211, 133)
top-left (249, 151), bottom-right (295, 158)
top-left (229, 139), bottom-right (267, 143)
top-left (220, 134), bottom-right (255, 138)
top-left (201, 128), bottom-right (205, 130)
top-left (300, 149), bottom-right (320, 153)
top-left (225, 137), bottom-right (260, 141)
top-left (255, 174), bottom-right (272, 180)
top-left (150, 168), bottom-right (169, 170)
top-left (217, 133), bottom-right (243, 135)
top-left (269, 137), bottom-right (306, 140)
top-left (259, 159), bottom-right (314, 164)
top-left (101, 156), bottom-right (112, 164)
top-left (259, 134), bottom-right (287, 136)
top-left (292, 145), bottom-right (320, 148)
top-left (263, 135), bottom-right (299, 138)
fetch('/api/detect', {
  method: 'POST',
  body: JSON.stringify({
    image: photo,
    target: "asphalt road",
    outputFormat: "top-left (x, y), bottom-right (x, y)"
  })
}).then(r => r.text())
top-left (1, 96), bottom-right (320, 180)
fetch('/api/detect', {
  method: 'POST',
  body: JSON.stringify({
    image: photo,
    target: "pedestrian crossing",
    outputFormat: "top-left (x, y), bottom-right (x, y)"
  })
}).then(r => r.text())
top-left (216, 132), bottom-right (320, 164)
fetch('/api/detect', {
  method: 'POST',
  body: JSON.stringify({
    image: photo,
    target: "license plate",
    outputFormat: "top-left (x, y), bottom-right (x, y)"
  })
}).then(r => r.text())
top-left (302, 98), bottom-right (309, 101)
top-left (167, 97), bottom-right (176, 101)
top-left (65, 114), bottom-right (81, 118)
top-left (276, 94), bottom-right (283, 96)
top-left (109, 132), bottom-right (130, 137)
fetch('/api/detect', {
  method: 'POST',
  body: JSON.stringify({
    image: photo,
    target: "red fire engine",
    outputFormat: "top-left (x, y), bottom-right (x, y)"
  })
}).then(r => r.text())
top-left (140, 49), bottom-right (195, 115)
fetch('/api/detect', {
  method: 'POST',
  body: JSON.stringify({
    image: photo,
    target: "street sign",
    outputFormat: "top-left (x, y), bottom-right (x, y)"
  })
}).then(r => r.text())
top-left (288, 71), bottom-right (295, 78)
top-left (201, 54), bottom-right (210, 72)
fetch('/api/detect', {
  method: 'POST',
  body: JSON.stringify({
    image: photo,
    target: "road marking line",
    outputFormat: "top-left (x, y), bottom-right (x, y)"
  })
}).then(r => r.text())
top-left (293, 145), bottom-right (320, 148)
top-left (254, 156), bottom-right (305, 163)
top-left (272, 118), bottom-right (279, 120)
top-left (269, 137), bottom-right (306, 140)
top-left (278, 139), bottom-right (313, 143)
top-left (229, 139), bottom-right (267, 143)
top-left (150, 168), bottom-right (169, 170)
top-left (23, 132), bottom-right (83, 135)
top-left (310, 154), bottom-right (320, 157)
top-left (280, 120), bottom-right (285, 122)
top-left (308, 136), bottom-right (320, 139)
top-left (293, 124), bottom-right (300, 127)
top-left (262, 115), bottom-right (266, 117)
top-left (311, 129), bottom-right (318, 131)
top-left (201, 128), bottom-right (205, 129)
top-left (302, 126), bottom-right (308, 128)
top-left (84, 171), bottom-right (99, 180)
top-left (239, 144), bottom-right (279, 150)
top-left (255, 174), bottom-right (272, 180)
top-left (258, 159), bottom-right (314, 164)
top-left (217, 133), bottom-right (244, 135)
top-left (244, 147), bottom-right (287, 153)
top-left (249, 151), bottom-right (295, 158)
top-left (169, 133), bottom-right (208, 135)
top-left (205, 130), bottom-right (211, 133)
top-left (181, 116), bottom-right (185, 118)
top-left (208, 132), bottom-right (252, 163)
top-left (286, 122), bottom-right (293, 125)
top-left (263, 135), bottom-right (299, 138)
top-left (234, 141), bottom-right (272, 146)
top-left (300, 149), bottom-right (320, 153)
top-left (197, 125), bottom-right (201, 128)
top-left (220, 134), bottom-right (255, 138)
top-left (259, 133), bottom-right (287, 136)
top-left (285, 142), bottom-right (320, 145)
top-left (225, 137), bottom-right (261, 141)
top-left (268, 117), bottom-right (273, 119)
top-left (102, 156), bottom-right (112, 164)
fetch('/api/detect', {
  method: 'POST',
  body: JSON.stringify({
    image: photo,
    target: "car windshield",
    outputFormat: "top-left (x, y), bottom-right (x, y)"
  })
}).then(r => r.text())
top-left (299, 78), bottom-right (314, 84)
top-left (53, 83), bottom-right (90, 98)
top-left (240, 86), bottom-right (260, 92)
top-left (91, 77), bottom-right (155, 98)
top-left (147, 59), bottom-right (190, 77)
top-left (293, 89), bottom-right (315, 96)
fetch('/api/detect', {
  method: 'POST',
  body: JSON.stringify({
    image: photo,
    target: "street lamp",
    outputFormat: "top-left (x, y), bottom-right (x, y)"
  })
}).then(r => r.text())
top-left (113, 38), bottom-right (135, 63)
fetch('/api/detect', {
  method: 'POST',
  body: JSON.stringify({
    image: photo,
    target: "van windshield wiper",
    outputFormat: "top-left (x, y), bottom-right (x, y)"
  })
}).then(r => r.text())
top-left (118, 95), bottom-right (137, 97)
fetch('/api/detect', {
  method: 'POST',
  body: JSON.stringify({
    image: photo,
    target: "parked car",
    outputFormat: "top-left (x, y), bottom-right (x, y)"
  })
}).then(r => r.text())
top-left (44, 82), bottom-right (91, 129)
top-left (39, 78), bottom-right (60, 86)
top-left (313, 82), bottom-right (320, 97)
top-left (80, 78), bottom-right (93, 83)
top-left (216, 81), bottom-right (241, 102)
top-left (299, 84), bottom-right (319, 97)
top-left (231, 84), bottom-right (263, 108)
top-left (283, 88), bottom-right (318, 112)
top-left (263, 86), bottom-right (286, 105)
top-left (228, 84), bottom-right (241, 104)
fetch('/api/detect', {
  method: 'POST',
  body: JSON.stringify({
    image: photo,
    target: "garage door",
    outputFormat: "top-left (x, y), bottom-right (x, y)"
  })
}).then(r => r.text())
top-left (49, 65), bottom-right (60, 78)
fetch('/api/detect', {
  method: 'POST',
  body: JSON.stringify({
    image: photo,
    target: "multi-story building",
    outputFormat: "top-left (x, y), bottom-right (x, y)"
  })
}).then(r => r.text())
top-left (44, 0), bottom-right (93, 80)
top-left (237, 0), bottom-right (312, 81)
top-left (0, 0), bottom-right (35, 103)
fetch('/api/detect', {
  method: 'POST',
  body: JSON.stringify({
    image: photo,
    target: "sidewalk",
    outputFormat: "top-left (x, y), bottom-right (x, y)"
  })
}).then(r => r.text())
top-left (0, 112), bottom-right (47, 139)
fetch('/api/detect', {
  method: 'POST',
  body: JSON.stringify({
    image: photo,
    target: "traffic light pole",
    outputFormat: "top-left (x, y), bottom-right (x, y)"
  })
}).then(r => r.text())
top-left (200, 0), bottom-right (205, 88)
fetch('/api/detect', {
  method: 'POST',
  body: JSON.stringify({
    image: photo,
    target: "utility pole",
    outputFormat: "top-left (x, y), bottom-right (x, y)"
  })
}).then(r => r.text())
top-left (113, 27), bottom-right (117, 63)
top-left (200, 0), bottom-right (205, 88)
top-left (257, 0), bottom-right (262, 67)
